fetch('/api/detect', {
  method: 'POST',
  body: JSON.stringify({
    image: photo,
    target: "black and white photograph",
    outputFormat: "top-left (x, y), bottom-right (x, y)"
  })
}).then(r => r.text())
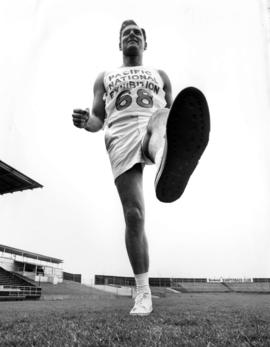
top-left (0, 0), bottom-right (270, 345)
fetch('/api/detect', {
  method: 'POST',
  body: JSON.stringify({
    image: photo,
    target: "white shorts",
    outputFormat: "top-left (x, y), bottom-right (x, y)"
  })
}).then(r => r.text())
top-left (104, 115), bottom-right (153, 181)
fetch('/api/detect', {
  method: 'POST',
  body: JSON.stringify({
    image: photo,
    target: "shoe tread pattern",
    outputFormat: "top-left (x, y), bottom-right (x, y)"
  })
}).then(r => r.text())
top-left (155, 87), bottom-right (210, 202)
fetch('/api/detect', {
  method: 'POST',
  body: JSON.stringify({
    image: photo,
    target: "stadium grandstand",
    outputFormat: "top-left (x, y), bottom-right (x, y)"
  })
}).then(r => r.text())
top-left (0, 159), bottom-right (45, 300)
top-left (0, 160), bottom-right (43, 195)
top-left (0, 266), bottom-right (41, 300)
top-left (0, 167), bottom-right (82, 299)
top-left (94, 275), bottom-right (270, 294)
top-left (0, 244), bottom-right (83, 301)
top-left (0, 244), bottom-right (63, 284)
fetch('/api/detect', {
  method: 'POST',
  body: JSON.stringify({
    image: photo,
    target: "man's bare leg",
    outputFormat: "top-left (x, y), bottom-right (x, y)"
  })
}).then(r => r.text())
top-left (115, 163), bottom-right (148, 274)
top-left (115, 163), bottom-right (152, 315)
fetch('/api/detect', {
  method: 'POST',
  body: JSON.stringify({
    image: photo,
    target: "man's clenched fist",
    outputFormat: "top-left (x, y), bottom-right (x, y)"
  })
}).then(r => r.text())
top-left (72, 108), bottom-right (89, 128)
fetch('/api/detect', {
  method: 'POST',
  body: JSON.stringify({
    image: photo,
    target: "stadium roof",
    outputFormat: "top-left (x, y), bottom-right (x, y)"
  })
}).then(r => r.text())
top-left (0, 160), bottom-right (43, 195)
top-left (0, 244), bottom-right (63, 264)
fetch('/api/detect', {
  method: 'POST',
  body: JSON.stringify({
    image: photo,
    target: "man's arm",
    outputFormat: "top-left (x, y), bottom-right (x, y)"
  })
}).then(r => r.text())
top-left (158, 69), bottom-right (173, 108)
top-left (85, 72), bottom-right (106, 132)
top-left (72, 72), bottom-right (106, 132)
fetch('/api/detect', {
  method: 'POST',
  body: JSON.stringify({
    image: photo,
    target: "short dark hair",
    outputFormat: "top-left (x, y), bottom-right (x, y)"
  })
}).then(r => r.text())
top-left (119, 20), bottom-right (146, 43)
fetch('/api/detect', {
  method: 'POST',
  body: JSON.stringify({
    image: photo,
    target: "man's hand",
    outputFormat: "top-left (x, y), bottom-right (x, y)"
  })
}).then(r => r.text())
top-left (72, 108), bottom-right (89, 129)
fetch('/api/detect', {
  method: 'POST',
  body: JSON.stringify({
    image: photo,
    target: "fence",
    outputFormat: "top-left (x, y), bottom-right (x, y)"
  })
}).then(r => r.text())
top-left (63, 272), bottom-right (81, 283)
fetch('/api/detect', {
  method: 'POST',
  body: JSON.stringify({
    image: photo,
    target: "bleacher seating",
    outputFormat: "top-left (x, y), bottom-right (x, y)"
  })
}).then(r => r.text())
top-left (0, 288), bottom-right (26, 300)
top-left (172, 282), bottom-right (231, 293)
top-left (0, 267), bottom-right (41, 300)
top-left (226, 282), bottom-right (270, 293)
top-left (95, 275), bottom-right (270, 293)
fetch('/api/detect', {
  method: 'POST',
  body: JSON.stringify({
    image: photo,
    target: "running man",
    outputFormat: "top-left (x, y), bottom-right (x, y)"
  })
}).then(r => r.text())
top-left (72, 20), bottom-right (210, 316)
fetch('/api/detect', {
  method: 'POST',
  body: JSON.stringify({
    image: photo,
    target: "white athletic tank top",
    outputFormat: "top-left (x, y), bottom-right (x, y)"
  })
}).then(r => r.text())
top-left (103, 66), bottom-right (166, 124)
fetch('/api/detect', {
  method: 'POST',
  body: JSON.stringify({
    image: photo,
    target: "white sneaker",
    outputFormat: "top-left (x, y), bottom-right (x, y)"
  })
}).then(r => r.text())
top-left (130, 292), bottom-right (153, 316)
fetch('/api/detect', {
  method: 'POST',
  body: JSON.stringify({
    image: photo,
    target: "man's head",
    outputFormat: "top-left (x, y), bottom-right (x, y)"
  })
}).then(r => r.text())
top-left (119, 20), bottom-right (147, 55)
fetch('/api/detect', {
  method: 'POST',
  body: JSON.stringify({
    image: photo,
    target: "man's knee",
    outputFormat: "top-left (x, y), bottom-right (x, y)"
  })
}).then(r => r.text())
top-left (147, 108), bottom-right (169, 132)
top-left (124, 206), bottom-right (145, 230)
top-left (144, 108), bottom-right (169, 149)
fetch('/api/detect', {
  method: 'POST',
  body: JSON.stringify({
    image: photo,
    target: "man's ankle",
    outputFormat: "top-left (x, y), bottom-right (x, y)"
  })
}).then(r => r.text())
top-left (134, 272), bottom-right (151, 294)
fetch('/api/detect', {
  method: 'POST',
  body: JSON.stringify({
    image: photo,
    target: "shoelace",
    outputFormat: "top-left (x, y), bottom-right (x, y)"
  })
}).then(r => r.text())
top-left (135, 292), bottom-right (150, 306)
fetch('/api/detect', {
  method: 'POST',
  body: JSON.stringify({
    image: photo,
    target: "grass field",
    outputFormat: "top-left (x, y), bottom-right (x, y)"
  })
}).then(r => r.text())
top-left (0, 282), bottom-right (270, 346)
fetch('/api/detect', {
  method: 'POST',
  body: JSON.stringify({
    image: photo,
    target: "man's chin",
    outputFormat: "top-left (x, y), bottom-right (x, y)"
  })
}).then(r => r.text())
top-left (124, 46), bottom-right (140, 56)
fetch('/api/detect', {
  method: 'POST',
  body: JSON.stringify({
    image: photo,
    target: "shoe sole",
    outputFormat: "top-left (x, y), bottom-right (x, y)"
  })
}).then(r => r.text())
top-left (155, 87), bottom-right (210, 203)
top-left (130, 308), bottom-right (153, 316)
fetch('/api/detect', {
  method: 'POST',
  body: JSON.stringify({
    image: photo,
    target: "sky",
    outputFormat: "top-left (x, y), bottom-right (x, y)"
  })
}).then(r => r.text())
top-left (0, 0), bottom-right (270, 284)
